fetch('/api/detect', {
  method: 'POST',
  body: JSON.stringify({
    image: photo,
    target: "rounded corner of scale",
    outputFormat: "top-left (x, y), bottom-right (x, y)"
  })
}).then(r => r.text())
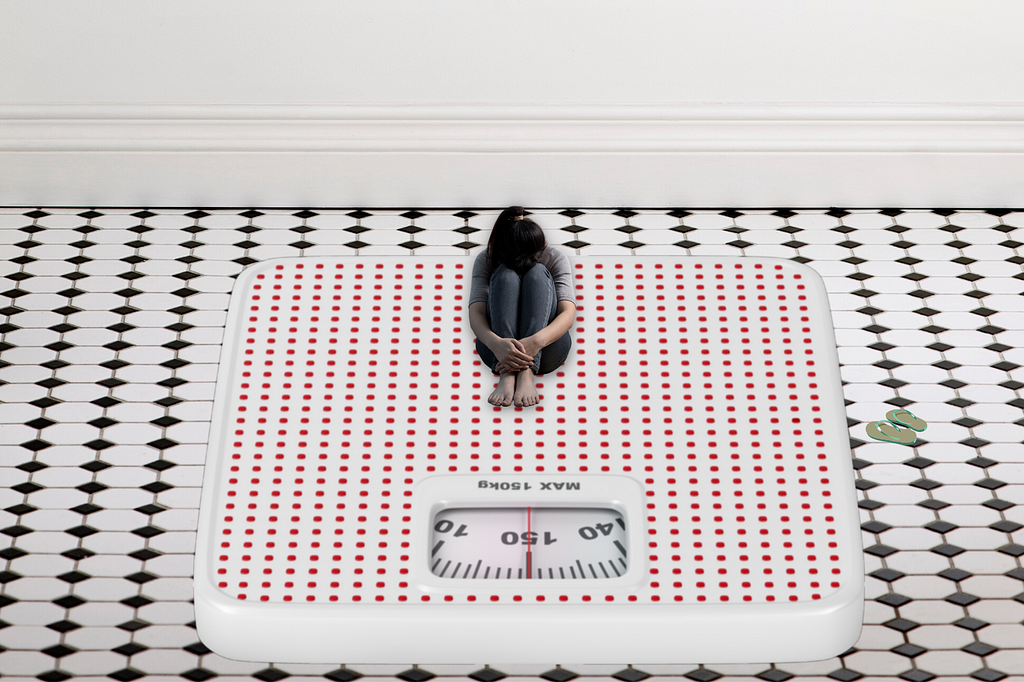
top-left (193, 572), bottom-right (237, 611)
top-left (235, 257), bottom-right (280, 282)
top-left (782, 257), bottom-right (823, 281)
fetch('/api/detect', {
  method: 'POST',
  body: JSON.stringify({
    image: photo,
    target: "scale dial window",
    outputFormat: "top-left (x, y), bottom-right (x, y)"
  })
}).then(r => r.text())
top-left (429, 507), bottom-right (628, 580)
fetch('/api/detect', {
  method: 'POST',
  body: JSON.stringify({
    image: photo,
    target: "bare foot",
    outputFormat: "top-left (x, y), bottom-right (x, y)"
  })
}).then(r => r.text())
top-left (513, 369), bottom-right (539, 407)
top-left (488, 372), bottom-right (516, 406)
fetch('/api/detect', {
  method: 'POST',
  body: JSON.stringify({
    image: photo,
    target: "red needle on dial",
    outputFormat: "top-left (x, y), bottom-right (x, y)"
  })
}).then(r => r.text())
top-left (527, 506), bottom-right (532, 579)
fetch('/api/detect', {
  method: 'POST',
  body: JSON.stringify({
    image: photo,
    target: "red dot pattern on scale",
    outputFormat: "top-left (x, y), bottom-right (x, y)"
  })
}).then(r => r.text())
top-left (212, 257), bottom-right (846, 605)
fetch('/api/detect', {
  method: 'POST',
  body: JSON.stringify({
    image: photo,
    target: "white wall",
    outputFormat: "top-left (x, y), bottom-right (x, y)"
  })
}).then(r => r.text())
top-left (2, 0), bottom-right (1023, 207)
top-left (3, 0), bottom-right (1023, 103)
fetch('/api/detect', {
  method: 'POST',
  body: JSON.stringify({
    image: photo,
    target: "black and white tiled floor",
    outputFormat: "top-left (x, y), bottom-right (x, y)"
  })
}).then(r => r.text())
top-left (1, 207), bottom-right (1023, 682)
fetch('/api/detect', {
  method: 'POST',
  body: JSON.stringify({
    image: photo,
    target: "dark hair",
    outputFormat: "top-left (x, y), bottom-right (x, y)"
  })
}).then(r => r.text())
top-left (486, 206), bottom-right (547, 276)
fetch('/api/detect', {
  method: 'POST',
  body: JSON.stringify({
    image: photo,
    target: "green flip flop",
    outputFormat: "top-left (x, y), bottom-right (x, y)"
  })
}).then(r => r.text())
top-left (885, 408), bottom-right (928, 432)
top-left (866, 419), bottom-right (917, 444)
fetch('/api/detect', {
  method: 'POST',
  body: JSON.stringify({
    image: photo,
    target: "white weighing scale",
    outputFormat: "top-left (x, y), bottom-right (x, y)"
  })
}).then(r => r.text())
top-left (195, 255), bottom-right (864, 664)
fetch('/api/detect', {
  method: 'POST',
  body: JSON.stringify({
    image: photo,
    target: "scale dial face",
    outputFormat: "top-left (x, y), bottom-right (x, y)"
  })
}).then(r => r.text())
top-left (429, 507), bottom-right (629, 580)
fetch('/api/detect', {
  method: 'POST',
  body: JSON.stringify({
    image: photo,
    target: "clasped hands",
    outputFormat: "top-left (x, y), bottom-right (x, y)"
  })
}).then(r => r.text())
top-left (491, 335), bottom-right (543, 375)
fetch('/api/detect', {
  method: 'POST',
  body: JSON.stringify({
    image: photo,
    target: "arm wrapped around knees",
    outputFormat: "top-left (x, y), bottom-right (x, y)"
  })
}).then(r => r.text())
top-left (522, 300), bottom-right (576, 357)
top-left (468, 301), bottom-right (534, 370)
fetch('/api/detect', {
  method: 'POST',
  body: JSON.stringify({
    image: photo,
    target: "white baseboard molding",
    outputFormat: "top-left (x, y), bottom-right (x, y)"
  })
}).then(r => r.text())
top-left (3, 102), bottom-right (1024, 208)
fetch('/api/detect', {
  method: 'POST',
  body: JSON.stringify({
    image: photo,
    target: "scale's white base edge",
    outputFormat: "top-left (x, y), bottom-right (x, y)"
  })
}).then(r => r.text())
top-left (193, 576), bottom-right (864, 664)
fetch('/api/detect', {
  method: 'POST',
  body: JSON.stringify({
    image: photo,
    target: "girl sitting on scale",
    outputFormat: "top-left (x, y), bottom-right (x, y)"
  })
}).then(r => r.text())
top-left (468, 206), bottom-right (577, 407)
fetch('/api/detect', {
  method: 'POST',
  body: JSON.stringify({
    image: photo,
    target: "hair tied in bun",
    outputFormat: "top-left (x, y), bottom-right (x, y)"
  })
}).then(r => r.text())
top-left (513, 215), bottom-right (524, 221)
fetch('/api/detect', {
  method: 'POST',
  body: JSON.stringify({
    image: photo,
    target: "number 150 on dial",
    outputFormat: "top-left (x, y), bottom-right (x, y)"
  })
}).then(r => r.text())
top-left (429, 507), bottom-right (629, 580)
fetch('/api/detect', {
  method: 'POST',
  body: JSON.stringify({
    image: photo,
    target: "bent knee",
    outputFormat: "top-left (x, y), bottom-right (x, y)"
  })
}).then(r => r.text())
top-left (522, 262), bottom-right (551, 281)
top-left (490, 263), bottom-right (521, 283)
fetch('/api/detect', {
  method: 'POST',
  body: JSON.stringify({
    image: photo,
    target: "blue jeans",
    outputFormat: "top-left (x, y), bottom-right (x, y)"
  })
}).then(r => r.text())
top-left (475, 263), bottom-right (572, 376)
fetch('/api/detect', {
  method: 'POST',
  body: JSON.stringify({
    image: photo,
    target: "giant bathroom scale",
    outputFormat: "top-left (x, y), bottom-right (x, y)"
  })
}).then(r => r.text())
top-left (195, 254), bottom-right (864, 664)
